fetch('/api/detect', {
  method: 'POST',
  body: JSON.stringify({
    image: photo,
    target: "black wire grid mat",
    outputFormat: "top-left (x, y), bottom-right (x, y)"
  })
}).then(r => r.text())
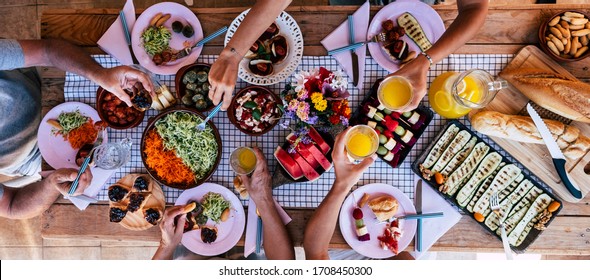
top-left (64, 53), bottom-right (552, 208)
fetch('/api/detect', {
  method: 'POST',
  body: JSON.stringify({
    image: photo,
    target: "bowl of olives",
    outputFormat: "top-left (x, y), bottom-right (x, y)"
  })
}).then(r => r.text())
top-left (174, 63), bottom-right (215, 112)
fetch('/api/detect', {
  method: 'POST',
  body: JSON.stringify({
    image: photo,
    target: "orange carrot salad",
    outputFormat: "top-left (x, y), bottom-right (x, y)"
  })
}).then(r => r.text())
top-left (143, 129), bottom-right (195, 185)
top-left (67, 120), bottom-right (98, 149)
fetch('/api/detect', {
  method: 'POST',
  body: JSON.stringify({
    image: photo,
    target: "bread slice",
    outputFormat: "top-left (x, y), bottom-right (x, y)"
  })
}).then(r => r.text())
top-left (498, 68), bottom-right (590, 123)
top-left (368, 195), bottom-right (399, 222)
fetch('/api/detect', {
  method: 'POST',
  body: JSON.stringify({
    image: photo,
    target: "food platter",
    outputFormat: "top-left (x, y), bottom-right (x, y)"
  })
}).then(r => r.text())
top-left (339, 183), bottom-right (416, 259)
top-left (131, 2), bottom-right (203, 75)
top-left (225, 9), bottom-right (303, 85)
top-left (227, 85), bottom-right (283, 136)
top-left (367, 0), bottom-right (444, 72)
top-left (411, 121), bottom-right (563, 253)
top-left (38, 102), bottom-right (107, 169)
top-left (175, 183), bottom-right (246, 256)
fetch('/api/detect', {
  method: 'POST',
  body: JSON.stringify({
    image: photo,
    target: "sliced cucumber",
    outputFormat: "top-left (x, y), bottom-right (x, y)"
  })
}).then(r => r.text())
top-left (431, 130), bottom-right (472, 173)
top-left (421, 124), bottom-right (459, 169)
top-left (397, 12), bottom-right (433, 52)
top-left (442, 142), bottom-right (490, 196)
top-left (456, 152), bottom-right (502, 207)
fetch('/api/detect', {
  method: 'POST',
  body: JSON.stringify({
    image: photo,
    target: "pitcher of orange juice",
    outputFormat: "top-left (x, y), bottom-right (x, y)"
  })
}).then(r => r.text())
top-left (428, 69), bottom-right (507, 119)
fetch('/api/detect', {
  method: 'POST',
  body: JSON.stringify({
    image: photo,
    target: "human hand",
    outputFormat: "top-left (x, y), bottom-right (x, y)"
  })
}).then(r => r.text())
top-left (158, 205), bottom-right (187, 250)
top-left (387, 54), bottom-right (430, 111)
top-left (208, 48), bottom-right (241, 110)
top-left (332, 127), bottom-right (376, 191)
top-left (239, 147), bottom-right (273, 205)
top-left (95, 65), bottom-right (154, 107)
top-left (48, 168), bottom-right (93, 196)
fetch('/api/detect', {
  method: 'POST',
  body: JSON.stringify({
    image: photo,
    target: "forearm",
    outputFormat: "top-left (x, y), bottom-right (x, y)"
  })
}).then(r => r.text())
top-left (0, 180), bottom-right (61, 219)
top-left (256, 197), bottom-right (294, 260)
top-left (152, 244), bottom-right (175, 260)
top-left (18, 39), bottom-right (107, 84)
top-left (224, 0), bottom-right (291, 57)
top-left (426, 0), bottom-right (488, 63)
top-left (303, 181), bottom-right (349, 260)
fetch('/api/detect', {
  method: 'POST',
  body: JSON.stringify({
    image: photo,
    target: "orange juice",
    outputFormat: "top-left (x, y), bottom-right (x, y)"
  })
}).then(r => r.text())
top-left (345, 125), bottom-right (379, 160)
top-left (428, 72), bottom-right (483, 119)
top-left (230, 147), bottom-right (257, 174)
top-left (377, 76), bottom-right (413, 111)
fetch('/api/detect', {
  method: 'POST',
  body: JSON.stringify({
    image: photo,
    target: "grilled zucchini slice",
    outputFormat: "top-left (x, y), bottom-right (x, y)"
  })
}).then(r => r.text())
top-left (442, 142), bottom-right (490, 196)
top-left (484, 179), bottom-right (535, 231)
top-left (431, 130), bottom-right (472, 173)
top-left (466, 162), bottom-right (506, 213)
top-left (422, 124), bottom-right (459, 170)
top-left (397, 12), bottom-right (433, 52)
top-left (456, 152), bottom-right (503, 207)
top-left (508, 193), bottom-right (552, 246)
top-left (470, 164), bottom-right (522, 215)
top-left (441, 137), bottom-right (477, 177)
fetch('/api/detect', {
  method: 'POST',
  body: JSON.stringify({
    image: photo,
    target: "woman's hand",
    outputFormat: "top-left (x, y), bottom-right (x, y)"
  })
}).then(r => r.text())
top-left (95, 66), bottom-right (154, 106)
top-left (208, 48), bottom-right (242, 110)
top-left (332, 127), bottom-right (376, 192)
top-left (387, 54), bottom-right (430, 111)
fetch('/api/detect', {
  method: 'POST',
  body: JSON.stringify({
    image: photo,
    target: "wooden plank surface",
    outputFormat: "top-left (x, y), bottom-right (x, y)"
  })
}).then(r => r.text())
top-left (468, 45), bottom-right (590, 203)
top-left (42, 203), bottom-right (590, 255)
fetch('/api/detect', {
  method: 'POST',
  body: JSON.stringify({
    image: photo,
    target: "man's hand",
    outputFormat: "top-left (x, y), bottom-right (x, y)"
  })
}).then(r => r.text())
top-left (152, 205), bottom-right (187, 260)
top-left (387, 54), bottom-right (430, 111)
top-left (48, 168), bottom-right (93, 196)
top-left (332, 127), bottom-right (376, 192)
top-left (208, 48), bottom-right (241, 110)
top-left (95, 66), bottom-right (154, 107)
top-left (239, 147), bottom-right (273, 204)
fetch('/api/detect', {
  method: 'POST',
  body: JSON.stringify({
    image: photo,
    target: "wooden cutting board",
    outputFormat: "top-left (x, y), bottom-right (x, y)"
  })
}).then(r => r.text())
top-left (468, 45), bottom-right (590, 203)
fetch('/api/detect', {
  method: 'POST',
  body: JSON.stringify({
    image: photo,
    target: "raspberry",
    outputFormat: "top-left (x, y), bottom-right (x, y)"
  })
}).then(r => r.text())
top-left (352, 208), bottom-right (363, 220)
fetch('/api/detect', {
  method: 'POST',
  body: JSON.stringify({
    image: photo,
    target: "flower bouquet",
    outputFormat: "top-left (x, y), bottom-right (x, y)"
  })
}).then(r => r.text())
top-left (280, 67), bottom-right (351, 130)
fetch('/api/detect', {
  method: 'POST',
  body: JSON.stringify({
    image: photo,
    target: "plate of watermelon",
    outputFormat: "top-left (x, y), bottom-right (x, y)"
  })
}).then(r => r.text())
top-left (272, 126), bottom-right (334, 187)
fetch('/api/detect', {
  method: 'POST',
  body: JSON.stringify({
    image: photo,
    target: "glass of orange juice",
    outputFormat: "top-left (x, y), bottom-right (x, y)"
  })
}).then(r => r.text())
top-left (377, 76), bottom-right (414, 112)
top-left (428, 69), bottom-right (507, 119)
top-left (230, 147), bottom-right (257, 175)
top-left (345, 125), bottom-right (379, 161)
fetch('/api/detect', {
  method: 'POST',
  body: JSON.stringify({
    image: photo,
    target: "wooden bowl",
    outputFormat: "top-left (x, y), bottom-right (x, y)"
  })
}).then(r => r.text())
top-left (538, 10), bottom-right (590, 62)
top-left (174, 62), bottom-right (215, 112)
top-left (226, 85), bottom-right (284, 136)
top-left (96, 87), bottom-right (145, 130)
top-left (140, 107), bottom-right (222, 189)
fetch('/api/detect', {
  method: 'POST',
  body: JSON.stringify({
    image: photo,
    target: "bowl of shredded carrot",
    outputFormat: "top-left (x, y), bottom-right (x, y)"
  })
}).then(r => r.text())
top-left (141, 107), bottom-right (222, 189)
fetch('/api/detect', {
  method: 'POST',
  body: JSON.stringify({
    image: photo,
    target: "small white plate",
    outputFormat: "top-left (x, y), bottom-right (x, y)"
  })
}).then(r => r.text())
top-left (225, 9), bottom-right (304, 85)
top-left (339, 183), bottom-right (417, 259)
top-left (175, 183), bottom-right (246, 256)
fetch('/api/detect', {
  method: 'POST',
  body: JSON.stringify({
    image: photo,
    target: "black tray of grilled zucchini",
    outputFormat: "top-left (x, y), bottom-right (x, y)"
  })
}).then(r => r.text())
top-left (411, 120), bottom-right (563, 253)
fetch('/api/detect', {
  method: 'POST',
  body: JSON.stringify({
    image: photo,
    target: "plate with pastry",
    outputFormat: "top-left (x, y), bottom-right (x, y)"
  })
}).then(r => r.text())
top-left (367, 0), bottom-right (444, 72)
top-left (338, 183), bottom-right (417, 259)
top-left (175, 183), bottom-right (246, 256)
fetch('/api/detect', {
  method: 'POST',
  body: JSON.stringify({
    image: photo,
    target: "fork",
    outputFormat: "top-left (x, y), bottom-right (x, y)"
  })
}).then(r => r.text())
top-left (370, 32), bottom-right (387, 43)
top-left (196, 102), bottom-right (223, 131)
top-left (490, 192), bottom-right (513, 260)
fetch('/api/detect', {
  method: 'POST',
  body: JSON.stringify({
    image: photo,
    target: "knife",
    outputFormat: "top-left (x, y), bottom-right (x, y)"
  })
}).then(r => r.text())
top-left (119, 10), bottom-right (139, 65)
top-left (415, 179), bottom-right (423, 252)
top-left (377, 212), bottom-right (444, 224)
top-left (348, 15), bottom-right (359, 87)
top-left (526, 104), bottom-right (583, 199)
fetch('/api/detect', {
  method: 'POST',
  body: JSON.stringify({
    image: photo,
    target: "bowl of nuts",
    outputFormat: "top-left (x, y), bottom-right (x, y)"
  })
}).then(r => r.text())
top-left (174, 63), bottom-right (215, 112)
top-left (539, 10), bottom-right (590, 62)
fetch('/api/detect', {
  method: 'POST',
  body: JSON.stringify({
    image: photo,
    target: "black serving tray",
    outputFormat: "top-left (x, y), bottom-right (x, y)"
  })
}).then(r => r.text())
top-left (411, 120), bottom-right (563, 253)
top-left (351, 78), bottom-right (434, 168)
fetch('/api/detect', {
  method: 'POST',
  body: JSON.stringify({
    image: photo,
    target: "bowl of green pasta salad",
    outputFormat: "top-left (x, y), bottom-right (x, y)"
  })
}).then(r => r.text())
top-left (141, 107), bottom-right (222, 189)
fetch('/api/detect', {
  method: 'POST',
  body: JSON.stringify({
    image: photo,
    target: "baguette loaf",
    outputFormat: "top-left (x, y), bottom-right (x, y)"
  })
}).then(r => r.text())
top-left (471, 110), bottom-right (590, 162)
top-left (498, 68), bottom-right (590, 123)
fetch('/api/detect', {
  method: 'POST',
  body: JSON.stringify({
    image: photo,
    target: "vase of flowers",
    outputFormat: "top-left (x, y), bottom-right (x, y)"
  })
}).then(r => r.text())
top-left (280, 67), bottom-right (351, 131)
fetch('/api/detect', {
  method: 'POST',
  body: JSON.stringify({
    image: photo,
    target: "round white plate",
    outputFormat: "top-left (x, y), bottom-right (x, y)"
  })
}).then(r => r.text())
top-left (225, 9), bottom-right (304, 85)
top-left (367, 0), bottom-right (445, 73)
top-left (131, 2), bottom-right (203, 75)
top-left (339, 183), bottom-right (417, 259)
top-left (175, 183), bottom-right (246, 256)
top-left (38, 102), bottom-right (106, 170)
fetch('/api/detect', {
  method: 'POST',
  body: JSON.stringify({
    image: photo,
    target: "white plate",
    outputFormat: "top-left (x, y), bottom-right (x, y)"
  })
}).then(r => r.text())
top-left (225, 9), bottom-right (304, 85)
top-left (338, 183), bottom-right (417, 259)
top-left (367, 0), bottom-right (445, 73)
top-left (38, 102), bottom-right (106, 169)
top-left (131, 2), bottom-right (203, 75)
top-left (175, 183), bottom-right (246, 256)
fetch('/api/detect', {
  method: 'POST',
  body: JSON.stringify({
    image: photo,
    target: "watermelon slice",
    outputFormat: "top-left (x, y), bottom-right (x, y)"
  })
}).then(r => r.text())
top-left (291, 152), bottom-right (320, 181)
top-left (300, 142), bottom-right (331, 171)
top-left (274, 146), bottom-right (304, 180)
top-left (286, 134), bottom-right (321, 169)
top-left (308, 127), bottom-right (330, 154)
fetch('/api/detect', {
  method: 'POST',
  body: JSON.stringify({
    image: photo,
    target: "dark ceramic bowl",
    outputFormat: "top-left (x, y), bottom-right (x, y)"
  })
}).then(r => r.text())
top-left (96, 87), bottom-right (145, 130)
top-left (226, 85), bottom-right (283, 136)
top-left (174, 63), bottom-right (215, 112)
top-left (538, 10), bottom-right (590, 62)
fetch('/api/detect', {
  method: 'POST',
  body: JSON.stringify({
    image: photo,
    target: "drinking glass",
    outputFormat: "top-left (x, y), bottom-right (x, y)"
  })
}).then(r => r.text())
top-left (93, 138), bottom-right (132, 170)
top-left (345, 125), bottom-right (379, 161)
top-left (230, 147), bottom-right (257, 175)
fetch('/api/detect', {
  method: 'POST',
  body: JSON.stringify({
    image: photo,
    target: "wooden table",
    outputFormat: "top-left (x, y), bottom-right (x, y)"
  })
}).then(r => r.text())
top-left (40, 4), bottom-right (590, 255)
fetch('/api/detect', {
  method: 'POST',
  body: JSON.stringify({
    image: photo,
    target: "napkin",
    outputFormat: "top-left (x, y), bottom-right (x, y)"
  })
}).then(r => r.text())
top-left (411, 175), bottom-right (462, 259)
top-left (244, 197), bottom-right (292, 257)
top-left (97, 0), bottom-right (136, 65)
top-left (320, 1), bottom-right (370, 91)
top-left (41, 167), bottom-right (116, 210)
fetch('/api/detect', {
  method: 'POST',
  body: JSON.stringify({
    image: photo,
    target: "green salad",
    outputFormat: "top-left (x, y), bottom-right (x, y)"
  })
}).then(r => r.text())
top-left (201, 192), bottom-right (230, 223)
top-left (57, 110), bottom-right (88, 135)
top-left (155, 111), bottom-right (218, 181)
top-left (141, 26), bottom-right (171, 56)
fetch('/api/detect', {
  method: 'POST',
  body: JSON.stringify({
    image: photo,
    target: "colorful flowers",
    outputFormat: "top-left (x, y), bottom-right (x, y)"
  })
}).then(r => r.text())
top-left (281, 67), bottom-right (351, 129)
